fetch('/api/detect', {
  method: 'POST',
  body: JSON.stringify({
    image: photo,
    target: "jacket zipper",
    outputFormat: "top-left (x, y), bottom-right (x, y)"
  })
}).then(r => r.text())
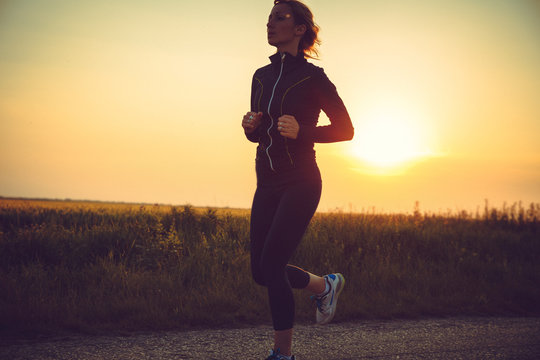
top-left (265, 53), bottom-right (286, 172)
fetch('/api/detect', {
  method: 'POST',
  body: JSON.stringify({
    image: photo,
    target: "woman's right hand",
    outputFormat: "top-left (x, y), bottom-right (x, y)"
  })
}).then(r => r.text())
top-left (242, 111), bottom-right (263, 134)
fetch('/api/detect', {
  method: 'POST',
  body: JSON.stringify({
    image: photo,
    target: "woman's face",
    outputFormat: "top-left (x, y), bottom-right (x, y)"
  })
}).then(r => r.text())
top-left (267, 3), bottom-right (298, 49)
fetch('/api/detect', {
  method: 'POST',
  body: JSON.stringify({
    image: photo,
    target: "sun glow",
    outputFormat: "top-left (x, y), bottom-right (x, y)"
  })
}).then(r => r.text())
top-left (351, 105), bottom-right (433, 174)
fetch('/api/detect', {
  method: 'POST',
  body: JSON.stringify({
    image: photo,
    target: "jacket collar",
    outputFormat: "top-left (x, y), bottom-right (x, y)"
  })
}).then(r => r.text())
top-left (269, 51), bottom-right (307, 66)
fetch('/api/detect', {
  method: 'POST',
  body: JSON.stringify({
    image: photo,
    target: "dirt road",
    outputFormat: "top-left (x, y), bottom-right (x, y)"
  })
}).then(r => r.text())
top-left (2, 317), bottom-right (539, 359)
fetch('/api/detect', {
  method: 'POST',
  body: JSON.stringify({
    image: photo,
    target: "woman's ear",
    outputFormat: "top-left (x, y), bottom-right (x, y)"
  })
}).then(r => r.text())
top-left (295, 24), bottom-right (307, 36)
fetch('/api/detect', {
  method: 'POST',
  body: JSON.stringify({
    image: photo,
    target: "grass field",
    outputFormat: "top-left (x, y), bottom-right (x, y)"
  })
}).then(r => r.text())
top-left (1, 197), bottom-right (539, 336)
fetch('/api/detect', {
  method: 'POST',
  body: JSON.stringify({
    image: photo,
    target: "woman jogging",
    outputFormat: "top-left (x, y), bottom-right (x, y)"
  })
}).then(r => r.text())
top-left (241, 1), bottom-right (354, 359)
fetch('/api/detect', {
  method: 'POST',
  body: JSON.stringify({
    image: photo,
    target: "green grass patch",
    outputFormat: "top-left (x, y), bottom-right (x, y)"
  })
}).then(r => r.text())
top-left (1, 198), bottom-right (539, 335)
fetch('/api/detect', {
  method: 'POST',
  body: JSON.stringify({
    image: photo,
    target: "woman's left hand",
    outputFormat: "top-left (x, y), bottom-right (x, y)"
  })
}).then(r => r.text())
top-left (277, 115), bottom-right (299, 139)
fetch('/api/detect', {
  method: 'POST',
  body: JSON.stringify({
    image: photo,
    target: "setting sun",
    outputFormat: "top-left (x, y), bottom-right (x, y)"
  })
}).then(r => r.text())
top-left (350, 103), bottom-right (433, 173)
top-left (1, 0), bottom-right (539, 212)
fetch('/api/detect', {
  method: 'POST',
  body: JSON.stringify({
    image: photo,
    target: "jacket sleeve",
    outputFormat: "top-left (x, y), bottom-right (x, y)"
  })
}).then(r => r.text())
top-left (244, 73), bottom-right (261, 143)
top-left (298, 70), bottom-right (354, 143)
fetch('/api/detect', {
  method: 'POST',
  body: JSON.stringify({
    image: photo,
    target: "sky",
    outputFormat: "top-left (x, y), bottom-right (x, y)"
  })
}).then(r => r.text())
top-left (1, 0), bottom-right (539, 213)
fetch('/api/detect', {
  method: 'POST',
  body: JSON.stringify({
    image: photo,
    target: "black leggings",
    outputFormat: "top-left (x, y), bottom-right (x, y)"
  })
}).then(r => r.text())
top-left (250, 164), bottom-right (322, 331)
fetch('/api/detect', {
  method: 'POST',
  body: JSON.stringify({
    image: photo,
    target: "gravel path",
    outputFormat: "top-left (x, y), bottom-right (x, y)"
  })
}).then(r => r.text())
top-left (2, 317), bottom-right (539, 359)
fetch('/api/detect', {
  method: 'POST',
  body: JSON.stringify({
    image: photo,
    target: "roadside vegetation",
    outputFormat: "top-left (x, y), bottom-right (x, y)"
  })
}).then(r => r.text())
top-left (1, 198), bottom-right (539, 335)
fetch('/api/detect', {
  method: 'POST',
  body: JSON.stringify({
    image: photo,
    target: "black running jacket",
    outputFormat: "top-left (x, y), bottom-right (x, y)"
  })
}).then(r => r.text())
top-left (246, 51), bottom-right (354, 172)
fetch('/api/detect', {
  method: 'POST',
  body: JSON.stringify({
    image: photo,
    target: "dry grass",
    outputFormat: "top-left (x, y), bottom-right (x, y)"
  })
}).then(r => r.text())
top-left (1, 197), bottom-right (539, 335)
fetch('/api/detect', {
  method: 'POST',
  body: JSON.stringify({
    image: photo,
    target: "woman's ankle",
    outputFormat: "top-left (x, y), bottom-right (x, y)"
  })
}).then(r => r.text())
top-left (306, 272), bottom-right (326, 294)
top-left (273, 328), bottom-right (293, 357)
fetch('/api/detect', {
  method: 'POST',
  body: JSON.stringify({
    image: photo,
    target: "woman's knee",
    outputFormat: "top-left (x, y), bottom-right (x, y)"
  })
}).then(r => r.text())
top-left (251, 258), bottom-right (283, 287)
top-left (251, 263), bottom-right (267, 286)
top-left (260, 256), bottom-right (286, 286)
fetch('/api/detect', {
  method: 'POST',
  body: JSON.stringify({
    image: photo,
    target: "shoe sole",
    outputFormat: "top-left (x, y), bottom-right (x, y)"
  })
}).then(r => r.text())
top-left (317, 273), bottom-right (345, 325)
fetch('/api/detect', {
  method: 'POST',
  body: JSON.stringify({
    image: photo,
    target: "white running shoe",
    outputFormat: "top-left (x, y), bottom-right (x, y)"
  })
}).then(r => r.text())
top-left (314, 273), bottom-right (345, 325)
top-left (266, 349), bottom-right (294, 360)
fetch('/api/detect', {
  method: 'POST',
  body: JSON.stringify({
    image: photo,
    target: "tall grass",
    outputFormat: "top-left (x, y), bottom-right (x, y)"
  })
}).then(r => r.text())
top-left (1, 198), bottom-right (539, 335)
